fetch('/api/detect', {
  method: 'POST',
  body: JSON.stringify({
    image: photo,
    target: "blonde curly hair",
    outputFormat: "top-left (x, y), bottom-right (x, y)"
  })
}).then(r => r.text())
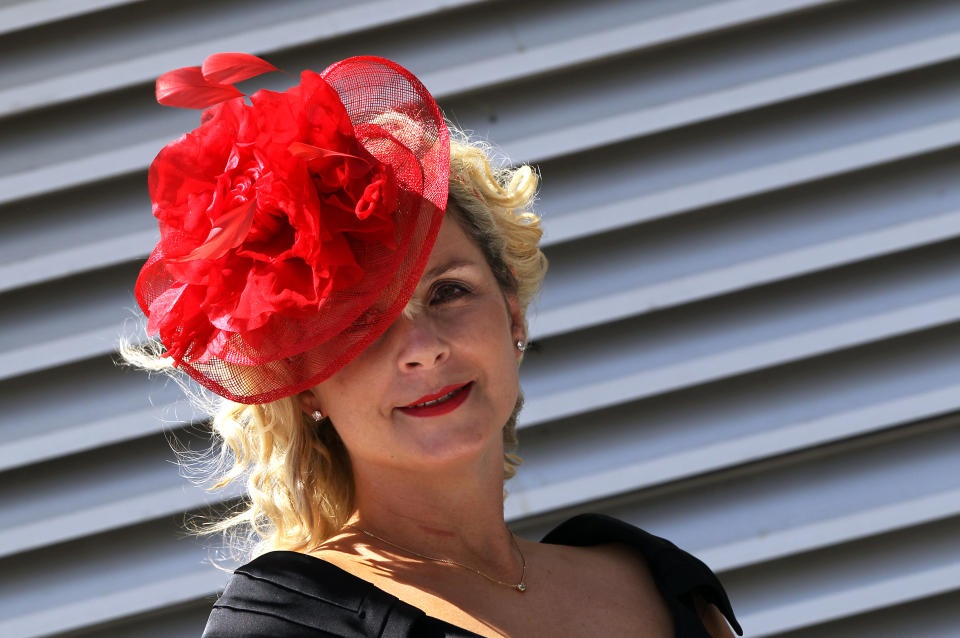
top-left (122, 126), bottom-right (547, 560)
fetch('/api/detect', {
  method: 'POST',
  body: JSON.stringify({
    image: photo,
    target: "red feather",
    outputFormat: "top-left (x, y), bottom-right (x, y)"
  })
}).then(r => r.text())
top-left (168, 200), bottom-right (256, 262)
top-left (288, 142), bottom-right (369, 165)
top-left (202, 52), bottom-right (279, 86)
top-left (156, 66), bottom-right (243, 109)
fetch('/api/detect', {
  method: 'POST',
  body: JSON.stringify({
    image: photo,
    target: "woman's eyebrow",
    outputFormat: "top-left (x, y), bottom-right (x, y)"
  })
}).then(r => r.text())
top-left (423, 259), bottom-right (477, 279)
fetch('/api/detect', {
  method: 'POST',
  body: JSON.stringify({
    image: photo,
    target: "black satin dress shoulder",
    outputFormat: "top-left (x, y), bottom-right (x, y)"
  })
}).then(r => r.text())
top-left (201, 513), bottom-right (742, 637)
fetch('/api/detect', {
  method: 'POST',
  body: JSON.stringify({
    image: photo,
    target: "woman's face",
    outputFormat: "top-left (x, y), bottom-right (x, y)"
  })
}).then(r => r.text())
top-left (306, 212), bottom-right (524, 472)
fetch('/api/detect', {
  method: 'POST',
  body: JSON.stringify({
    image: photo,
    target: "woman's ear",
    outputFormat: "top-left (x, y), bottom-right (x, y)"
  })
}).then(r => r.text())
top-left (298, 389), bottom-right (323, 419)
top-left (506, 293), bottom-right (526, 348)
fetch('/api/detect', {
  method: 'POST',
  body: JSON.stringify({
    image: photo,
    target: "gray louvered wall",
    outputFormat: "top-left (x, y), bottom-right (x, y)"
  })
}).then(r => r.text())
top-left (2, 0), bottom-right (960, 636)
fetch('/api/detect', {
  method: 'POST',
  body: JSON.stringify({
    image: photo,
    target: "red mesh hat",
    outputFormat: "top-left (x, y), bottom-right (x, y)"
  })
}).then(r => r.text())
top-left (135, 54), bottom-right (449, 403)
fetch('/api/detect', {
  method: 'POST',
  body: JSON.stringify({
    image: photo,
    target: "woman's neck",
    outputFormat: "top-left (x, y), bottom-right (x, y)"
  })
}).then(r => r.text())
top-left (346, 446), bottom-right (518, 576)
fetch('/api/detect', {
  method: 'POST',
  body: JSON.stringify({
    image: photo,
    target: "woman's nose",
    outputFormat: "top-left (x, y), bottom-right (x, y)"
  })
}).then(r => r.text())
top-left (394, 312), bottom-right (449, 370)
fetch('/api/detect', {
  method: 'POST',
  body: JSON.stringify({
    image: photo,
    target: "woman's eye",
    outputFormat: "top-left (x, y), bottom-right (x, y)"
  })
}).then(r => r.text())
top-left (430, 281), bottom-right (471, 305)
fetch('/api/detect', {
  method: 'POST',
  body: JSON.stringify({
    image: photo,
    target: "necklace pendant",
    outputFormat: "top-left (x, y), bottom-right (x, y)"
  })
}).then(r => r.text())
top-left (516, 583), bottom-right (527, 592)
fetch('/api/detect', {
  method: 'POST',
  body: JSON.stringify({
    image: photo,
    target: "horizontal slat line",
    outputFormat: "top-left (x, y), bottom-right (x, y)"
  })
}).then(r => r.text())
top-left (511, 28), bottom-right (960, 164)
top-left (8, 28), bottom-right (960, 211)
top-left (700, 487), bottom-right (960, 573)
top-left (743, 563), bottom-right (960, 637)
top-left (533, 208), bottom-right (960, 339)
top-left (0, 229), bottom-right (158, 294)
top-left (0, 480), bottom-right (244, 559)
top-left (507, 382), bottom-right (960, 518)
top-left (543, 113), bottom-right (960, 248)
top-left (0, 325), bottom-right (130, 382)
top-left (0, 400), bottom-right (194, 473)
top-left (522, 293), bottom-right (960, 428)
top-left (0, 0), bottom-right (488, 119)
top-left (423, 0), bottom-right (842, 95)
top-left (0, 136), bottom-right (161, 208)
top-left (0, 568), bottom-right (229, 638)
top-left (0, 0), bottom-right (146, 36)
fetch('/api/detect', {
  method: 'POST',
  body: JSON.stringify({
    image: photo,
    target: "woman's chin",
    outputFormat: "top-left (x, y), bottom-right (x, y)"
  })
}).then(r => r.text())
top-left (406, 429), bottom-right (496, 466)
top-left (389, 419), bottom-right (504, 471)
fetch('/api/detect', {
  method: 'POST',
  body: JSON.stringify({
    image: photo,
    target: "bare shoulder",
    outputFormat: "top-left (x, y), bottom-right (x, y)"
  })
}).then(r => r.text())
top-left (561, 542), bottom-right (737, 638)
top-left (528, 540), bottom-right (673, 637)
top-left (567, 541), bottom-right (660, 591)
top-left (535, 539), bottom-right (660, 586)
top-left (536, 542), bottom-right (738, 638)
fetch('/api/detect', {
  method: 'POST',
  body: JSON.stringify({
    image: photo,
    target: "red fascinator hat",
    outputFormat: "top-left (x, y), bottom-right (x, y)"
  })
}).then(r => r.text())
top-left (135, 53), bottom-right (449, 403)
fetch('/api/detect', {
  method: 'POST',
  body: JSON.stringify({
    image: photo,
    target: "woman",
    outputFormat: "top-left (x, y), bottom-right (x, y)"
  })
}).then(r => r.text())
top-left (129, 53), bottom-right (742, 637)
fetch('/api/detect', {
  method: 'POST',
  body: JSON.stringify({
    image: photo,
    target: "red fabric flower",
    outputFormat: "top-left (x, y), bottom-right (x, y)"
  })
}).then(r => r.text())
top-left (136, 54), bottom-right (449, 403)
top-left (140, 70), bottom-right (400, 364)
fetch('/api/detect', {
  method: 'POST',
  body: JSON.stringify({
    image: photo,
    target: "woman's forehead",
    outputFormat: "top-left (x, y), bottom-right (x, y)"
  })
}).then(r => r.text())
top-left (422, 213), bottom-right (485, 275)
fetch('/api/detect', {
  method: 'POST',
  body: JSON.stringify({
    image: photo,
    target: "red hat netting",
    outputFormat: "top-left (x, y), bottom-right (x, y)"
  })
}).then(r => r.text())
top-left (135, 55), bottom-right (449, 403)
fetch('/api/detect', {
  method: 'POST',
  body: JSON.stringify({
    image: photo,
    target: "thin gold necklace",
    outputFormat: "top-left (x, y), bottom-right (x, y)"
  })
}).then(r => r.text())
top-left (350, 525), bottom-right (528, 592)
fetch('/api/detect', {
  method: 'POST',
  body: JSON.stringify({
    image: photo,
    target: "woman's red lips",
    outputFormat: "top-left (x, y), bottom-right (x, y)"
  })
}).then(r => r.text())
top-left (397, 382), bottom-right (473, 417)
top-left (403, 383), bottom-right (469, 407)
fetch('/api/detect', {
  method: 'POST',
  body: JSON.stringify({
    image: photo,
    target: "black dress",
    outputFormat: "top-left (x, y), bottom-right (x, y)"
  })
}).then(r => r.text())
top-left (202, 513), bottom-right (742, 637)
